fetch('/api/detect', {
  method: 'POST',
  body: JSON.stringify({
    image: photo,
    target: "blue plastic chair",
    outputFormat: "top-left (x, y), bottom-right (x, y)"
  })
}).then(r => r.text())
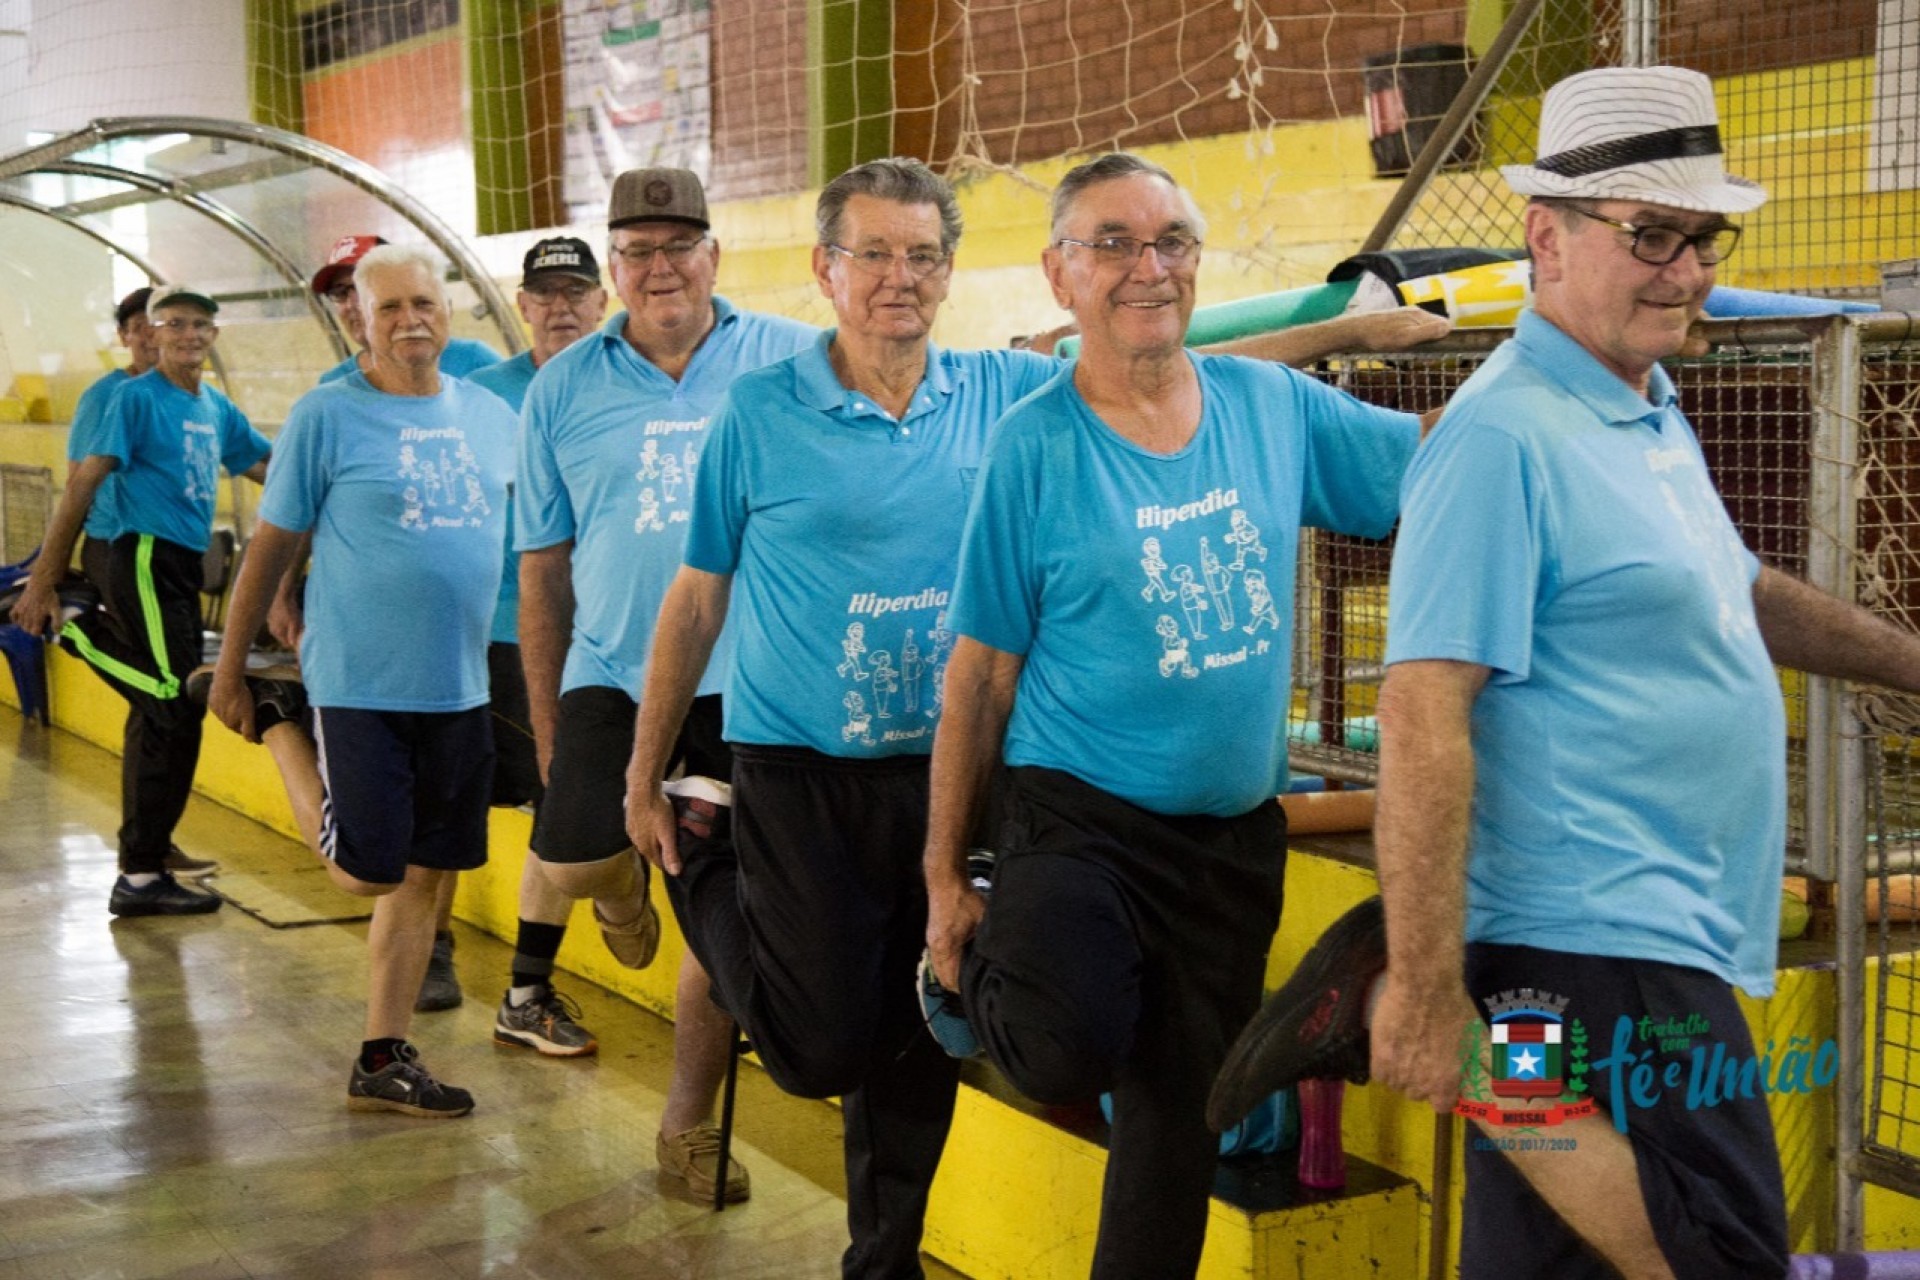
top-left (0, 550), bottom-right (51, 724)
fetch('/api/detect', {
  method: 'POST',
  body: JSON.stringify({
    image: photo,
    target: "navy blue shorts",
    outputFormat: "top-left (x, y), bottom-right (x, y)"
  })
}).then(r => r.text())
top-left (311, 705), bottom-right (494, 886)
top-left (1459, 943), bottom-right (1789, 1280)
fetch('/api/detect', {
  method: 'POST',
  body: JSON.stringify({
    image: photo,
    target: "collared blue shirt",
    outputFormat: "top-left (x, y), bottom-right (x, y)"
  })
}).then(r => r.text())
top-left (466, 350), bottom-right (538, 646)
top-left (260, 371), bottom-right (516, 711)
top-left (1385, 309), bottom-right (1784, 994)
top-left (96, 369), bottom-right (270, 553)
top-left (684, 333), bottom-right (1058, 756)
top-left (952, 352), bottom-right (1417, 815)
top-left (317, 336), bottom-right (503, 386)
top-left (516, 301), bottom-right (818, 697)
top-left (67, 368), bottom-right (131, 542)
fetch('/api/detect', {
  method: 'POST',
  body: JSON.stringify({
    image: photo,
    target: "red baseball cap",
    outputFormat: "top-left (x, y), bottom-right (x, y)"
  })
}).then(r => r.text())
top-left (310, 234), bottom-right (388, 296)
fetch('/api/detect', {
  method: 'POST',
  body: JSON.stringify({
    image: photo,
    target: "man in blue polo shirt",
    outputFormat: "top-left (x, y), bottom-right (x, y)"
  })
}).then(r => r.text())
top-left (514, 167), bottom-right (816, 1201)
top-left (921, 153), bottom-right (1420, 1280)
top-left (12, 283), bottom-right (271, 917)
top-left (208, 245), bottom-right (516, 1118)
top-left (464, 235), bottom-right (607, 1060)
top-left (625, 158), bottom-right (1061, 1276)
top-left (310, 233), bottom-right (502, 383)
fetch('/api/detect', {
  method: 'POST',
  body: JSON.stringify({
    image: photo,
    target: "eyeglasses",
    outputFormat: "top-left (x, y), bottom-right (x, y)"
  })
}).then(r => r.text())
top-left (525, 282), bottom-right (597, 305)
top-left (154, 318), bottom-right (216, 334)
top-left (610, 236), bottom-right (708, 267)
top-left (1564, 205), bottom-right (1741, 266)
top-left (825, 244), bottom-right (952, 281)
top-left (1054, 234), bottom-right (1202, 267)
top-left (324, 284), bottom-right (355, 304)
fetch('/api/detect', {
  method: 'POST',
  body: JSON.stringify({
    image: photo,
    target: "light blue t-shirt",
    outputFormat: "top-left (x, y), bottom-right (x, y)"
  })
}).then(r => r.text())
top-left (466, 350), bottom-right (538, 646)
top-left (317, 336), bottom-right (502, 385)
top-left (96, 369), bottom-right (271, 554)
top-left (67, 368), bottom-right (130, 542)
top-left (517, 301), bottom-right (818, 698)
top-left (952, 353), bottom-right (1417, 815)
top-left (685, 336), bottom-right (1059, 757)
top-left (259, 371), bottom-right (516, 712)
top-left (1384, 310), bottom-right (1784, 995)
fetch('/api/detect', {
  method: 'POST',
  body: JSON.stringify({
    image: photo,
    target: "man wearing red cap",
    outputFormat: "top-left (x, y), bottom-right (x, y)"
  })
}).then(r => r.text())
top-left (310, 233), bottom-right (503, 384)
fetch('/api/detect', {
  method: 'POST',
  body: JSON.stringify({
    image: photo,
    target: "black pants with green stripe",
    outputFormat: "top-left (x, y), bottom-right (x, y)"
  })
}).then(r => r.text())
top-left (66, 533), bottom-right (206, 876)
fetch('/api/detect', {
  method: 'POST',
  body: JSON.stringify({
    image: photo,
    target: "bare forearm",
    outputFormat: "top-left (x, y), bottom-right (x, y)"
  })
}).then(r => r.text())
top-left (517, 547), bottom-right (574, 754)
top-left (629, 569), bottom-right (728, 787)
top-left (924, 639), bottom-right (1020, 889)
top-left (29, 462), bottom-right (111, 587)
top-left (1755, 565), bottom-right (1920, 690)
top-left (218, 525), bottom-right (303, 674)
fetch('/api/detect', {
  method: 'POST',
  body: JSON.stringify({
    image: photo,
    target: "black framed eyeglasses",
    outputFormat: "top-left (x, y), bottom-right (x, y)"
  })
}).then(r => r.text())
top-left (1053, 234), bottom-right (1202, 267)
top-left (610, 236), bottom-right (709, 267)
top-left (825, 244), bottom-right (952, 281)
top-left (1564, 205), bottom-right (1741, 266)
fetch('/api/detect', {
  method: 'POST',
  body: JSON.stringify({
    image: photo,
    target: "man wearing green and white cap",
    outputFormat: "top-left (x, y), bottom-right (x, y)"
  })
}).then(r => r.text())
top-left (10, 283), bottom-right (271, 917)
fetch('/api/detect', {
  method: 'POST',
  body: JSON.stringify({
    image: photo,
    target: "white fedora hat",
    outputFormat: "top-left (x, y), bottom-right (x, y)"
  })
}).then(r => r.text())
top-left (1501, 66), bottom-right (1766, 214)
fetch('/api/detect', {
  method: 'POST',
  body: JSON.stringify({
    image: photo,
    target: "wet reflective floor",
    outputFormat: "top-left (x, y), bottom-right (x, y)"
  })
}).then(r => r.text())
top-left (0, 708), bottom-right (966, 1279)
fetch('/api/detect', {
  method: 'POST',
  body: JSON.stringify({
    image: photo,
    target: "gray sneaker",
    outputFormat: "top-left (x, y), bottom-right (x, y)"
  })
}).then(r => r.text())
top-left (346, 1043), bottom-right (473, 1117)
top-left (415, 933), bottom-right (463, 1013)
top-left (493, 986), bottom-right (599, 1057)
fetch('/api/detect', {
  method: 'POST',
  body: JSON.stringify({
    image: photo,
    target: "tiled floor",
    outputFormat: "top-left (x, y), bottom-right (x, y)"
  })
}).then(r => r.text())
top-left (0, 707), bottom-right (966, 1279)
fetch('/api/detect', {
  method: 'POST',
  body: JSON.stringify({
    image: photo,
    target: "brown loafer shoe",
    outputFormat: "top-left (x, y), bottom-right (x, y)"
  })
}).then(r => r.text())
top-left (657, 1123), bottom-right (750, 1203)
top-left (594, 881), bottom-right (660, 970)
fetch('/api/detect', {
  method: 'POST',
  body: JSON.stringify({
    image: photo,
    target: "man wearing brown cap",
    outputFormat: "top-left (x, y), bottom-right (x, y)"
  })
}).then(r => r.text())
top-left (10, 284), bottom-right (270, 916)
top-left (310, 233), bottom-right (503, 385)
top-left (1213, 66), bottom-right (1920, 1279)
top-left (513, 168), bottom-right (816, 1198)
top-left (466, 237), bottom-right (609, 1057)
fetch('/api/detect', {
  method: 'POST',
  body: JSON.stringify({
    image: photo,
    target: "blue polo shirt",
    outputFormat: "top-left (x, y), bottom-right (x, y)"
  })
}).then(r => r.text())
top-left (952, 353), bottom-right (1417, 815)
top-left (259, 371), bottom-right (516, 711)
top-left (67, 368), bottom-right (131, 542)
top-left (95, 370), bottom-right (271, 553)
top-left (1385, 310), bottom-right (1784, 994)
top-left (318, 336), bottom-right (503, 385)
top-left (466, 350), bottom-right (538, 646)
top-left (685, 334), bottom-right (1058, 757)
top-left (516, 301), bottom-right (818, 698)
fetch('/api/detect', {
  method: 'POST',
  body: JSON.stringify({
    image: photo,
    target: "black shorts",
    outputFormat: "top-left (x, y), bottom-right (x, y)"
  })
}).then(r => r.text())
top-left (530, 687), bottom-right (727, 864)
top-left (1459, 943), bottom-right (1789, 1280)
top-left (311, 705), bottom-right (494, 886)
top-left (487, 642), bottom-right (542, 809)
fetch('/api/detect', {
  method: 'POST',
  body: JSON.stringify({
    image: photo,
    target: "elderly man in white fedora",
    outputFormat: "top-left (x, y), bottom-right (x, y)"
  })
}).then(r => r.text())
top-left (1210, 66), bottom-right (1920, 1279)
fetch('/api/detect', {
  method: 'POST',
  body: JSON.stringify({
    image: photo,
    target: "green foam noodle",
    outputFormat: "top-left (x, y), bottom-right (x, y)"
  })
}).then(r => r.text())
top-left (1053, 278), bottom-right (1360, 357)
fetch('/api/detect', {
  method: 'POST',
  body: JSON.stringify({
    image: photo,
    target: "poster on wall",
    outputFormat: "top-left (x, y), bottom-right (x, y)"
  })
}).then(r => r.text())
top-left (562, 0), bottom-right (713, 222)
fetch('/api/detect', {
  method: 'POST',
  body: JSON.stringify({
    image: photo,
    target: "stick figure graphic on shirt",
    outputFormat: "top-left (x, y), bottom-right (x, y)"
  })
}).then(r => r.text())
top-left (1140, 537), bottom-right (1175, 602)
top-left (869, 650), bottom-right (899, 718)
top-left (901, 630), bottom-right (924, 713)
top-left (1200, 536), bottom-right (1236, 630)
top-left (837, 622), bottom-right (869, 680)
top-left (927, 611), bottom-right (953, 715)
top-left (182, 431), bottom-right (217, 504)
top-left (842, 690), bottom-right (874, 745)
top-left (1172, 564), bottom-right (1210, 638)
top-left (462, 472), bottom-right (491, 516)
top-left (420, 459), bottom-right (445, 508)
top-left (400, 486), bottom-right (426, 531)
top-left (635, 487), bottom-right (665, 533)
top-left (636, 439), bottom-right (662, 482)
top-left (660, 454), bottom-right (685, 503)
top-left (682, 441), bottom-right (700, 486)
top-left (1225, 509), bottom-right (1267, 569)
top-left (1243, 568), bottom-right (1281, 634)
top-left (1156, 615), bottom-right (1198, 678)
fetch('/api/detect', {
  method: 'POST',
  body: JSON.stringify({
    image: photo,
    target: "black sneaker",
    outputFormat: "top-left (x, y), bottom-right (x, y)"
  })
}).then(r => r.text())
top-left (662, 775), bottom-right (731, 842)
top-left (109, 872), bottom-right (223, 917)
top-left (1206, 896), bottom-right (1386, 1133)
top-left (415, 933), bottom-right (463, 1013)
top-left (185, 663), bottom-right (308, 734)
top-left (346, 1042), bottom-right (473, 1117)
top-left (163, 845), bottom-right (219, 879)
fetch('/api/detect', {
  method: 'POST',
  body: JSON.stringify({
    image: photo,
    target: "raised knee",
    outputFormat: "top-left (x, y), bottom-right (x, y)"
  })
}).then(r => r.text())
top-left (757, 1042), bottom-right (869, 1100)
top-left (540, 853), bottom-right (630, 901)
top-left (327, 866), bottom-right (398, 897)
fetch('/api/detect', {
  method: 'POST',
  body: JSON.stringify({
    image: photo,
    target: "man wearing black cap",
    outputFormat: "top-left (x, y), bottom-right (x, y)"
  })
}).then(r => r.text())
top-left (513, 168), bottom-right (816, 1199)
top-left (10, 284), bottom-right (270, 916)
top-left (465, 237), bottom-right (607, 1058)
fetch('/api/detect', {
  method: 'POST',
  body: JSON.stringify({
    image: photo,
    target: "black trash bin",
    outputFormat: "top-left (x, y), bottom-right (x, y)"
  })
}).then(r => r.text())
top-left (1363, 43), bottom-right (1479, 178)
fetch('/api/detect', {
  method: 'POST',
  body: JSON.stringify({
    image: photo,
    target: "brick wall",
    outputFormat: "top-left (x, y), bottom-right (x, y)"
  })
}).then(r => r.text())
top-left (710, 0), bottom-right (810, 200)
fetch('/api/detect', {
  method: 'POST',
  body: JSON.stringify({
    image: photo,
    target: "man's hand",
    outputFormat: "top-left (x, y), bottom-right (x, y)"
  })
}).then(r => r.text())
top-left (267, 593), bottom-right (304, 650)
top-left (925, 878), bottom-right (986, 990)
top-left (208, 670), bottom-right (259, 743)
top-left (625, 784), bottom-right (681, 874)
top-left (1370, 969), bottom-right (1482, 1113)
top-left (1347, 306), bottom-right (1453, 352)
top-left (8, 578), bottom-right (62, 638)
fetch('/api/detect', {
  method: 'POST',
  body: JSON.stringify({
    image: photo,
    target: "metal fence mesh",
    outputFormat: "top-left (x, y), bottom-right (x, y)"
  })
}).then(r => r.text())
top-left (0, 463), bottom-right (53, 566)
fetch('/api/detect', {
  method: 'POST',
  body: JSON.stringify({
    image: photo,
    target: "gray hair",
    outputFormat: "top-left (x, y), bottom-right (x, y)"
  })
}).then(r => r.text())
top-left (816, 158), bottom-right (963, 253)
top-left (353, 244), bottom-right (449, 301)
top-left (1049, 152), bottom-right (1207, 240)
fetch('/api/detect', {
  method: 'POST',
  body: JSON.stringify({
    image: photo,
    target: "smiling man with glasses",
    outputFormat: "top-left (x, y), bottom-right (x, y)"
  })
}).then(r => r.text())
top-left (625, 156), bottom-right (1063, 1276)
